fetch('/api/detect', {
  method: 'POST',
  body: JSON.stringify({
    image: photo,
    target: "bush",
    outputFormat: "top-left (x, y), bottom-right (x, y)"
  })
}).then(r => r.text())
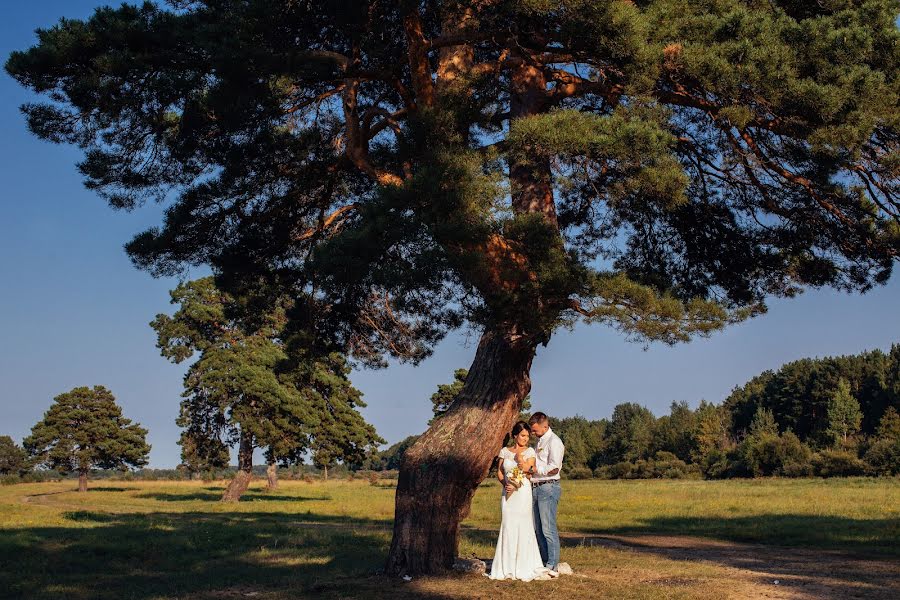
top-left (812, 450), bottom-right (869, 477)
top-left (607, 461), bottom-right (633, 479)
top-left (662, 467), bottom-right (686, 479)
top-left (699, 449), bottom-right (731, 479)
top-left (733, 431), bottom-right (813, 477)
top-left (566, 466), bottom-right (593, 480)
top-left (780, 461), bottom-right (814, 477)
top-left (592, 455), bottom-right (698, 480)
top-left (652, 451), bottom-right (695, 479)
top-left (864, 438), bottom-right (900, 476)
top-left (631, 459), bottom-right (654, 479)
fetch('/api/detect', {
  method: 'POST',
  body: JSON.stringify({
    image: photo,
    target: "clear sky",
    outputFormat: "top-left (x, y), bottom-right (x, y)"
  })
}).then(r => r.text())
top-left (2, 3), bottom-right (898, 468)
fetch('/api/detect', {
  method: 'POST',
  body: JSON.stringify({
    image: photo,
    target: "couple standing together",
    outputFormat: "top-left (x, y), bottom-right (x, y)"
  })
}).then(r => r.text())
top-left (487, 412), bottom-right (565, 582)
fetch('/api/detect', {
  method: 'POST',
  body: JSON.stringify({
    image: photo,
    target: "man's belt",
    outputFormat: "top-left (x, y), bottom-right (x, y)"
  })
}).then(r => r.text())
top-left (532, 479), bottom-right (559, 487)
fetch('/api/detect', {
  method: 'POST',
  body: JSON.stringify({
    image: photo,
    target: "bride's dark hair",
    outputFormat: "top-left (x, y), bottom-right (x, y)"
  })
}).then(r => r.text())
top-left (511, 421), bottom-right (529, 437)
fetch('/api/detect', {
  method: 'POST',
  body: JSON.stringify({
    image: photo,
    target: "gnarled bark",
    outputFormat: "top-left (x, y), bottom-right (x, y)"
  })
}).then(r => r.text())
top-left (385, 325), bottom-right (538, 575)
top-left (221, 429), bottom-right (253, 502)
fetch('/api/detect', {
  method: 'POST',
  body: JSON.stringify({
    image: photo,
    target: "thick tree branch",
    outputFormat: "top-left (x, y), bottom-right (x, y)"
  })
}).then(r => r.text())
top-left (342, 78), bottom-right (404, 187)
top-left (404, 10), bottom-right (434, 109)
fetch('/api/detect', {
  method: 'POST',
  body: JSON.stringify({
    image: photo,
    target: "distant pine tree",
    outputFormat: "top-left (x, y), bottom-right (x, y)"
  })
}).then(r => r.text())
top-left (0, 436), bottom-right (28, 477)
top-left (23, 386), bottom-right (149, 492)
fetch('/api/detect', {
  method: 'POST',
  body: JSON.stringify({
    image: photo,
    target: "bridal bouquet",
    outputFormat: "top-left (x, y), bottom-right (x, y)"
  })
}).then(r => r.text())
top-left (506, 466), bottom-right (526, 494)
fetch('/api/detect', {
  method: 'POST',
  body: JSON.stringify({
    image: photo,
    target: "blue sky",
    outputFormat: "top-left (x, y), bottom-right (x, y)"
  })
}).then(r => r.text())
top-left (2, 3), bottom-right (898, 468)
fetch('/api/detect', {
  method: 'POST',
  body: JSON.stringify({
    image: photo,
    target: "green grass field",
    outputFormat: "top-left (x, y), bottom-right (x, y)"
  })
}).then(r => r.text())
top-left (1, 477), bottom-right (897, 599)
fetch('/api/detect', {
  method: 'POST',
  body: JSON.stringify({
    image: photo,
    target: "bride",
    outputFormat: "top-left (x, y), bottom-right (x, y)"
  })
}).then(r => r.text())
top-left (486, 421), bottom-right (552, 581)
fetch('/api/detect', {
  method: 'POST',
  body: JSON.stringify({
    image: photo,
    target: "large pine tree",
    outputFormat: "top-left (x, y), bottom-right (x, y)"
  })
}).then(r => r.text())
top-left (23, 386), bottom-right (150, 492)
top-left (8, 0), bottom-right (899, 573)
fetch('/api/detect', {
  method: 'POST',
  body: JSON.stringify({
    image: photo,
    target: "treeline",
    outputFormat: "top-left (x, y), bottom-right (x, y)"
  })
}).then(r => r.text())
top-left (551, 345), bottom-right (900, 479)
top-left (5, 346), bottom-right (899, 485)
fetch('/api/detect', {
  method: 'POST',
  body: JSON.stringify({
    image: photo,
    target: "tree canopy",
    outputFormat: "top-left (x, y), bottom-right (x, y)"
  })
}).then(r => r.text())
top-left (23, 386), bottom-right (150, 490)
top-left (7, 0), bottom-right (898, 367)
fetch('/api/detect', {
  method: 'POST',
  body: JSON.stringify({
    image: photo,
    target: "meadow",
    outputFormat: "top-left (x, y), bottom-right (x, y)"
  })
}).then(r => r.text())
top-left (0, 477), bottom-right (897, 599)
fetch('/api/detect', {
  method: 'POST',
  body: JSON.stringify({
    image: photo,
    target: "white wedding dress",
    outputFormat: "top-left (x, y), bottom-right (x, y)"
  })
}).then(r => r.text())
top-left (486, 447), bottom-right (551, 581)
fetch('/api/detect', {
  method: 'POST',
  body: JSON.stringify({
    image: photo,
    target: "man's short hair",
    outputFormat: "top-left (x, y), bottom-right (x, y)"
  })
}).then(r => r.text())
top-left (529, 412), bottom-right (548, 425)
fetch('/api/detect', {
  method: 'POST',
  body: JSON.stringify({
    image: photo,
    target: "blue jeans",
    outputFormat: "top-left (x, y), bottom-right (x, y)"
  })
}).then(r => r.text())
top-left (532, 480), bottom-right (561, 568)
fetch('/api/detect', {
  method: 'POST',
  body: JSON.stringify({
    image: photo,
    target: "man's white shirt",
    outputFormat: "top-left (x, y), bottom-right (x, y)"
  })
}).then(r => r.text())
top-left (533, 427), bottom-right (565, 482)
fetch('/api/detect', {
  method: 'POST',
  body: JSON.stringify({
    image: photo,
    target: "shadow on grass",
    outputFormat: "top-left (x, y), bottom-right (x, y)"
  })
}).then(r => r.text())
top-left (87, 487), bottom-right (129, 492)
top-left (541, 514), bottom-right (900, 599)
top-left (585, 514), bottom-right (900, 558)
top-left (0, 509), bottom-right (446, 600)
top-left (135, 490), bottom-right (328, 502)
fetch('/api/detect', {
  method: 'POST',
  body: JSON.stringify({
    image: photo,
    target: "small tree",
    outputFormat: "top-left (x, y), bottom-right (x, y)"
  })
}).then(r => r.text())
top-left (876, 406), bottom-right (900, 441)
top-left (23, 386), bottom-right (150, 492)
top-left (692, 401), bottom-right (732, 460)
top-left (826, 379), bottom-right (863, 445)
top-left (749, 407), bottom-right (779, 437)
top-left (0, 436), bottom-right (28, 477)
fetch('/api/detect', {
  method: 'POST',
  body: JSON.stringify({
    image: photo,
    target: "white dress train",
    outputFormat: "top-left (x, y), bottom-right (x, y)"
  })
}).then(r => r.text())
top-left (486, 447), bottom-right (550, 581)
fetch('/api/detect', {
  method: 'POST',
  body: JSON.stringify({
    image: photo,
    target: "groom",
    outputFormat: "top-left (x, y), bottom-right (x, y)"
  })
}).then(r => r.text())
top-left (526, 412), bottom-right (565, 576)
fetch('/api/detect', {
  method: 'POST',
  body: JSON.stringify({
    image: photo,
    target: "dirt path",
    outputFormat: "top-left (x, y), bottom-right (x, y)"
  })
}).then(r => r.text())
top-left (557, 532), bottom-right (899, 599)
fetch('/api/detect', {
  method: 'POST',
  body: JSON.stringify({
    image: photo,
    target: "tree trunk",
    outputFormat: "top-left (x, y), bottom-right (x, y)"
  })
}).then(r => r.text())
top-left (77, 471), bottom-right (88, 493)
top-left (385, 325), bottom-right (538, 575)
top-left (266, 461), bottom-right (278, 491)
top-left (221, 430), bottom-right (253, 502)
top-left (385, 12), bottom-right (559, 578)
top-left (323, 464), bottom-right (328, 481)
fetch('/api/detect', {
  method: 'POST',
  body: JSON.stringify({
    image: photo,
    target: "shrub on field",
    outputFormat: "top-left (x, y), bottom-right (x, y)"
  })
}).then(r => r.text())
top-left (699, 449), bottom-right (731, 479)
top-left (601, 461), bottom-right (633, 479)
top-left (591, 454), bottom-right (698, 479)
top-left (734, 430), bottom-right (813, 477)
top-left (864, 438), bottom-right (900, 475)
top-left (780, 460), bottom-right (814, 477)
top-left (812, 449), bottom-right (869, 477)
top-left (566, 466), bottom-right (593, 480)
